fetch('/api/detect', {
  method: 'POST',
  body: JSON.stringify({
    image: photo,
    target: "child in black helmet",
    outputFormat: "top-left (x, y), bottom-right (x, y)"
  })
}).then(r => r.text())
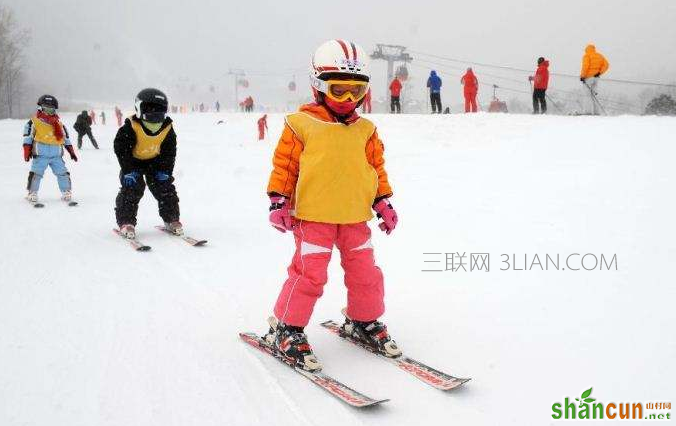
top-left (113, 88), bottom-right (182, 239)
top-left (23, 94), bottom-right (78, 204)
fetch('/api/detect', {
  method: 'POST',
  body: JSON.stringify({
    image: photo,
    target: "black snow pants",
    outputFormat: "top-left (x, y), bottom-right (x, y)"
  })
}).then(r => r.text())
top-left (430, 92), bottom-right (442, 113)
top-left (115, 171), bottom-right (180, 226)
top-left (77, 129), bottom-right (99, 149)
top-left (533, 89), bottom-right (547, 114)
top-left (390, 96), bottom-right (401, 113)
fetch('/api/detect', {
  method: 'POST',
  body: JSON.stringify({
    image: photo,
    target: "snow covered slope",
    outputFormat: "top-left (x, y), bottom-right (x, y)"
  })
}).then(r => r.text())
top-left (0, 111), bottom-right (674, 425)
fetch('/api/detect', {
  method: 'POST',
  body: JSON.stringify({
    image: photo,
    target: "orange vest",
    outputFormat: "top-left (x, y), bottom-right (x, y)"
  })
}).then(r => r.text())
top-left (285, 112), bottom-right (378, 224)
top-left (130, 119), bottom-right (173, 160)
top-left (31, 116), bottom-right (64, 145)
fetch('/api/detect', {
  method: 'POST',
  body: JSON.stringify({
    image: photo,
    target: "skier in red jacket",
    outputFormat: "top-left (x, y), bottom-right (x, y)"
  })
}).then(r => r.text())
top-left (529, 57), bottom-right (549, 114)
top-left (389, 77), bottom-right (402, 113)
top-left (460, 68), bottom-right (478, 113)
top-left (257, 114), bottom-right (268, 140)
top-left (115, 106), bottom-right (123, 127)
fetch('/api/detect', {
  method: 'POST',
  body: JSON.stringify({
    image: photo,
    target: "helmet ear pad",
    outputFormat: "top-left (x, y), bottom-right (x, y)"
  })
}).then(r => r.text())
top-left (312, 87), bottom-right (322, 103)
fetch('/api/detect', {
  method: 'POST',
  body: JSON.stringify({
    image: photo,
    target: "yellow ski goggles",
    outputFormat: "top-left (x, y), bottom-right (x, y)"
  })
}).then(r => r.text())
top-left (312, 77), bottom-right (369, 102)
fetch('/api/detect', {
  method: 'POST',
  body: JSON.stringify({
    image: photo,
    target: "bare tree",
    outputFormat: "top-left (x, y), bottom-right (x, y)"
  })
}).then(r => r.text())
top-left (0, 4), bottom-right (30, 119)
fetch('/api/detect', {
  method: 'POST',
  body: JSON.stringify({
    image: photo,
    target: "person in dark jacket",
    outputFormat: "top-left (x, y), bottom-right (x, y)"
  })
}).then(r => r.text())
top-left (114, 88), bottom-right (182, 239)
top-left (73, 110), bottom-right (99, 149)
top-left (426, 70), bottom-right (443, 113)
top-left (529, 57), bottom-right (549, 114)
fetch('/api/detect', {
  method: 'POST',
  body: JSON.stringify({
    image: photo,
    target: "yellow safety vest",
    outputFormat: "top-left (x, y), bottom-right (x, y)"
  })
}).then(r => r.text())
top-left (130, 119), bottom-right (173, 160)
top-left (286, 112), bottom-right (378, 224)
top-left (31, 116), bottom-right (64, 145)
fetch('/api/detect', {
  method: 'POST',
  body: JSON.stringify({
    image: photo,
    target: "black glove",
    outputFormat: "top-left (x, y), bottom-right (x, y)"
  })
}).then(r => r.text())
top-left (594, 73), bottom-right (601, 78)
top-left (65, 145), bottom-right (78, 162)
top-left (580, 77), bottom-right (585, 82)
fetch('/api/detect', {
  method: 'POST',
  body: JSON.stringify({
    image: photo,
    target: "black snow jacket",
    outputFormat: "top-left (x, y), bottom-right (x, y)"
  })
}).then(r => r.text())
top-left (73, 111), bottom-right (92, 133)
top-left (113, 116), bottom-right (177, 175)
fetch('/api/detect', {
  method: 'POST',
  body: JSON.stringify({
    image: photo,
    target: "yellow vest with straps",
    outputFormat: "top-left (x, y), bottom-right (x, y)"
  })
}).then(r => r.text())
top-left (130, 119), bottom-right (173, 160)
top-left (286, 112), bottom-right (378, 224)
top-left (31, 116), bottom-right (64, 145)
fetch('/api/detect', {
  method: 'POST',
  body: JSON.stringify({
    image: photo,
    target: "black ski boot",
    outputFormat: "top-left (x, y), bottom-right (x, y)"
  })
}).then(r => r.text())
top-left (264, 317), bottom-right (322, 372)
top-left (341, 316), bottom-right (402, 358)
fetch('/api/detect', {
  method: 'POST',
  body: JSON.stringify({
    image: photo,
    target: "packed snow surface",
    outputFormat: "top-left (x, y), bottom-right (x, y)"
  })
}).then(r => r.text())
top-left (0, 111), bottom-right (674, 425)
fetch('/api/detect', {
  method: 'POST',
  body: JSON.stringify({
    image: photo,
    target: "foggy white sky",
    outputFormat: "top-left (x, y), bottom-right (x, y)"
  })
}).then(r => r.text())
top-left (7, 0), bottom-right (676, 110)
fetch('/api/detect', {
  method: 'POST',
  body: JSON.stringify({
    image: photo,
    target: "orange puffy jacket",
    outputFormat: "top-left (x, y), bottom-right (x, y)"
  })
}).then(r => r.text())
top-left (267, 103), bottom-right (392, 202)
top-left (580, 44), bottom-right (609, 78)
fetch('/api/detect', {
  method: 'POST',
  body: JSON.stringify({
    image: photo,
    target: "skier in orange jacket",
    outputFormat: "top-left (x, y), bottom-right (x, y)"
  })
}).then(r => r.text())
top-left (263, 39), bottom-right (401, 372)
top-left (579, 44), bottom-right (609, 115)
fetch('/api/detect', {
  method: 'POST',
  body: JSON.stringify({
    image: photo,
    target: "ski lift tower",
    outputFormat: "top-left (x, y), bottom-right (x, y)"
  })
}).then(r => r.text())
top-left (370, 44), bottom-right (412, 97)
top-left (226, 68), bottom-right (246, 111)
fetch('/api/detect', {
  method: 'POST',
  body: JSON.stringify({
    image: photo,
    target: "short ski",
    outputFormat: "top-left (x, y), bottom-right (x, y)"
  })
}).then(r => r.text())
top-left (155, 226), bottom-right (207, 246)
top-left (27, 197), bottom-right (44, 208)
top-left (27, 200), bottom-right (76, 207)
top-left (321, 320), bottom-right (470, 391)
top-left (239, 332), bottom-right (388, 408)
top-left (113, 229), bottom-right (151, 251)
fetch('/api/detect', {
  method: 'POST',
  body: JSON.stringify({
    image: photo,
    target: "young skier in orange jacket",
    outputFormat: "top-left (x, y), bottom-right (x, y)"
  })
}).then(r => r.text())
top-left (264, 39), bottom-right (401, 371)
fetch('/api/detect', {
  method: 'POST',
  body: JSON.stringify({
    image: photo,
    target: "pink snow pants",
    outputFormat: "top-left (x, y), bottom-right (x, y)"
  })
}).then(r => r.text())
top-left (274, 220), bottom-right (385, 327)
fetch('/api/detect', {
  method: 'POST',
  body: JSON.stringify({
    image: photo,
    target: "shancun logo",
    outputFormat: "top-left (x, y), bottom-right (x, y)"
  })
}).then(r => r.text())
top-left (552, 387), bottom-right (672, 420)
top-left (576, 387), bottom-right (597, 406)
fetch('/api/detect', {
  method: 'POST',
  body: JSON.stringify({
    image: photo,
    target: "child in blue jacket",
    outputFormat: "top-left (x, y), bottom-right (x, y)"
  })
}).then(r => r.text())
top-left (23, 95), bottom-right (78, 204)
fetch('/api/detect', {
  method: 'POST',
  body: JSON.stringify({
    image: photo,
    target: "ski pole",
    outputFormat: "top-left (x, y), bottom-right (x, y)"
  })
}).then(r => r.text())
top-left (583, 80), bottom-right (607, 116)
top-left (545, 93), bottom-right (564, 113)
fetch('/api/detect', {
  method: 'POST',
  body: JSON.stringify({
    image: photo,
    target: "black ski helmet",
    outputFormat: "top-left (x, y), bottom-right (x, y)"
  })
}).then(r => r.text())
top-left (37, 94), bottom-right (58, 109)
top-left (537, 57), bottom-right (545, 65)
top-left (134, 88), bottom-right (168, 123)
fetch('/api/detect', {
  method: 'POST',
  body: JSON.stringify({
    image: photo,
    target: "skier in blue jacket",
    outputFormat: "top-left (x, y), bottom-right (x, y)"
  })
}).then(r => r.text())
top-left (427, 70), bottom-right (443, 113)
top-left (23, 95), bottom-right (78, 204)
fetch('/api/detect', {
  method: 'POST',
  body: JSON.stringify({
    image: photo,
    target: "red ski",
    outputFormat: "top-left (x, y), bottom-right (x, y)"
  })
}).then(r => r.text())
top-left (155, 225), bottom-right (207, 246)
top-left (321, 320), bottom-right (470, 391)
top-left (239, 332), bottom-right (388, 408)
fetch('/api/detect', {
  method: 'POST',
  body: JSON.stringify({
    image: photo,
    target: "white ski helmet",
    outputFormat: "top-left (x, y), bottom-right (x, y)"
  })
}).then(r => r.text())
top-left (310, 40), bottom-right (370, 94)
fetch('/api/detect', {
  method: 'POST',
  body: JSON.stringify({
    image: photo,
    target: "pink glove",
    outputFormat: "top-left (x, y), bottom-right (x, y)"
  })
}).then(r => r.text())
top-left (269, 195), bottom-right (293, 232)
top-left (373, 198), bottom-right (398, 235)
